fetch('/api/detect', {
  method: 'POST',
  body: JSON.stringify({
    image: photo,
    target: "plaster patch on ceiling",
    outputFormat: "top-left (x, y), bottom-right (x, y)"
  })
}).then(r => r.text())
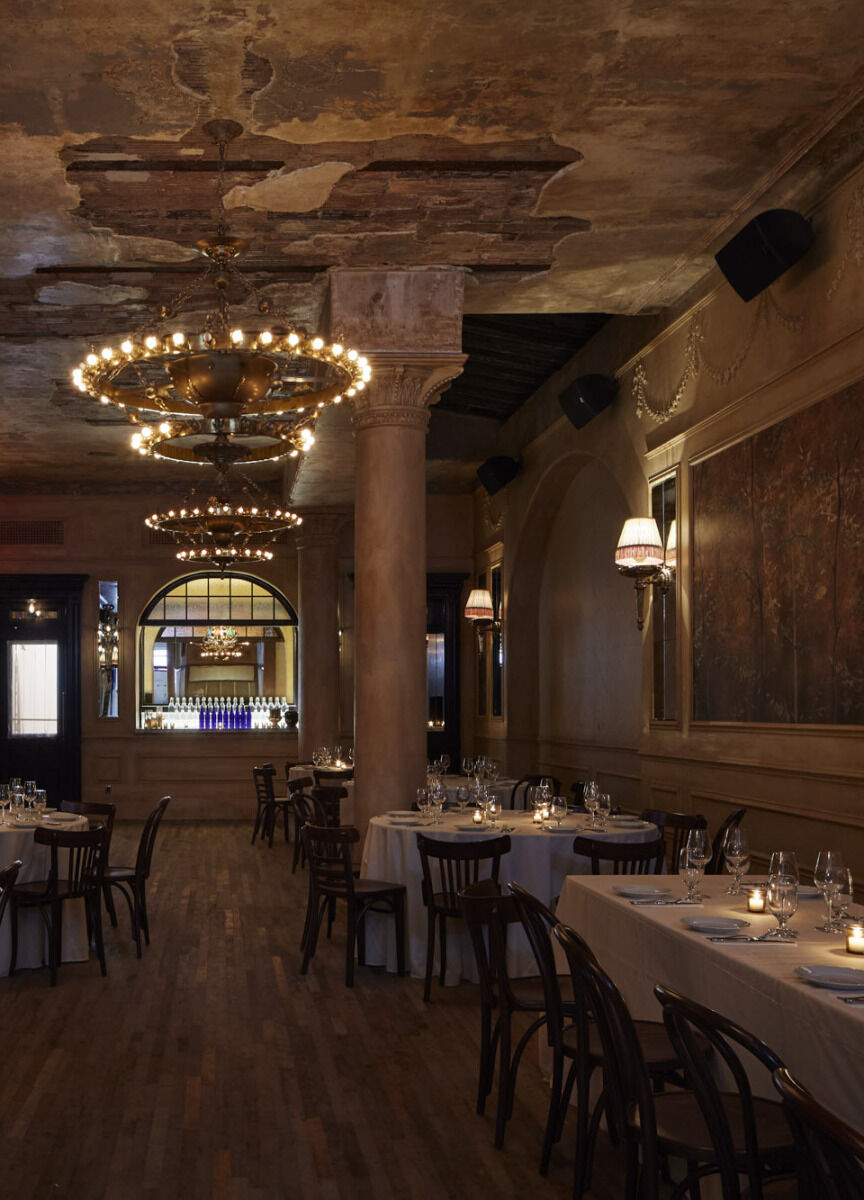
top-left (532, 161), bottom-right (585, 218)
top-left (224, 161), bottom-right (356, 212)
top-left (37, 282), bottom-right (149, 306)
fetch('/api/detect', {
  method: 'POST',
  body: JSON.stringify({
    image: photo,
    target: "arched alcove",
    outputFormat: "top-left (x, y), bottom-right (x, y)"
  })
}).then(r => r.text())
top-left (506, 453), bottom-right (639, 783)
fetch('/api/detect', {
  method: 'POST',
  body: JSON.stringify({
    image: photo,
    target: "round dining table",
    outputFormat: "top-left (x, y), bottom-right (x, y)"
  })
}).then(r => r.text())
top-left (0, 811), bottom-right (91, 976)
top-left (360, 808), bottom-right (658, 983)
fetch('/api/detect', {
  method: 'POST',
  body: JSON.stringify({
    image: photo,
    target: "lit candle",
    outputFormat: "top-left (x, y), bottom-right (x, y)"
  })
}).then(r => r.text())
top-left (533, 810), bottom-right (544, 825)
top-left (472, 809), bottom-right (484, 825)
top-left (846, 924), bottom-right (864, 954)
top-left (748, 889), bottom-right (765, 913)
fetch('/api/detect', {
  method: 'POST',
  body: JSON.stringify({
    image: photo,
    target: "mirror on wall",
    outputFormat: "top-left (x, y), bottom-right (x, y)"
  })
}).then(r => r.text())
top-left (651, 477), bottom-right (677, 721)
top-left (98, 580), bottom-right (119, 718)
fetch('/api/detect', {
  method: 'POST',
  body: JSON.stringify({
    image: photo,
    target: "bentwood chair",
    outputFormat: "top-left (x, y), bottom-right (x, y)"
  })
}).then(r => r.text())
top-left (310, 785), bottom-right (347, 827)
top-left (640, 809), bottom-right (707, 873)
top-left (251, 764), bottom-right (290, 847)
top-left (706, 809), bottom-right (747, 875)
top-left (60, 800), bottom-right (117, 862)
top-left (290, 792), bottom-right (316, 873)
top-left (509, 884), bottom-right (687, 1186)
top-left (572, 835), bottom-right (666, 875)
top-left (9, 826), bottom-right (109, 985)
top-left (300, 823), bottom-right (405, 987)
top-left (458, 880), bottom-right (558, 1142)
top-left (773, 1067), bottom-right (864, 1199)
top-left (416, 833), bottom-right (511, 1001)
top-left (104, 795), bottom-right (170, 957)
top-left (0, 860), bottom-right (22, 933)
top-left (655, 985), bottom-right (796, 1199)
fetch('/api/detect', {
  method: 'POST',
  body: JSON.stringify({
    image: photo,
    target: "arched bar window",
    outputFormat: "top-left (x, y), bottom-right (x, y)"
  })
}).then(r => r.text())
top-left (138, 573), bottom-right (298, 731)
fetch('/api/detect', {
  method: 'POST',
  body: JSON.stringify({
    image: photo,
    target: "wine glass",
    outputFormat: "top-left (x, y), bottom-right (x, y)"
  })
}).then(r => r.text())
top-left (595, 793), bottom-right (611, 830)
top-left (0, 785), bottom-right (8, 823)
top-left (484, 790), bottom-right (500, 829)
top-left (685, 829), bottom-right (711, 901)
top-left (440, 753), bottom-right (451, 775)
top-left (584, 787), bottom-right (599, 829)
top-left (723, 827), bottom-right (751, 895)
top-left (814, 850), bottom-right (845, 933)
top-left (678, 847), bottom-right (702, 903)
top-left (765, 876), bottom-right (799, 940)
top-left (456, 785), bottom-right (470, 815)
top-left (34, 789), bottom-right (47, 819)
top-left (835, 869), bottom-right (854, 923)
top-left (348, 748), bottom-right (355, 766)
top-left (550, 796), bottom-right (567, 829)
top-left (461, 756), bottom-right (473, 778)
top-left (768, 850), bottom-right (799, 883)
top-left (415, 786), bottom-right (428, 814)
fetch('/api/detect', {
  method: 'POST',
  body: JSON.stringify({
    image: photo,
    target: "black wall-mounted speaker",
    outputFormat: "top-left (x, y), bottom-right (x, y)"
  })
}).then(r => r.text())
top-left (477, 455), bottom-right (520, 496)
top-left (558, 374), bottom-right (618, 429)
top-left (714, 209), bottom-right (814, 302)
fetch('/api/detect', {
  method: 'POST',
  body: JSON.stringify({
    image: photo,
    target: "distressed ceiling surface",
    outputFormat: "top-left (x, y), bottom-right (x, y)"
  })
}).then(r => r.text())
top-left (2, 1), bottom-right (864, 495)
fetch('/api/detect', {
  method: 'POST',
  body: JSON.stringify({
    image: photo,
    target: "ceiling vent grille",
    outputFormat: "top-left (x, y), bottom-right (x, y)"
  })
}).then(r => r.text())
top-left (0, 520), bottom-right (64, 545)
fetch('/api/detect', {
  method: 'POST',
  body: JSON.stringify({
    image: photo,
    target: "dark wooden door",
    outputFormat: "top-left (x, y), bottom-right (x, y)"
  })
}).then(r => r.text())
top-left (0, 575), bottom-right (86, 805)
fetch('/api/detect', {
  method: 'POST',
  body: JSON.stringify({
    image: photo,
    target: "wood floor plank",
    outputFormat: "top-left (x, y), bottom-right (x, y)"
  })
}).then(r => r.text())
top-left (0, 821), bottom-right (658, 1199)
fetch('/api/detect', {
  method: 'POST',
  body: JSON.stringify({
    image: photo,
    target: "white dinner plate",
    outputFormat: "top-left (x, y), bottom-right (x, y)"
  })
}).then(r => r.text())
top-left (682, 916), bottom-right (750, 934)
top-left (387, 810), bottom-right (417, 817)
top-left (388, 818), bottom-right (422, 826)
top-left (614, 884), bottom-right (671, 900)
top-left (9, 822), bottom-right (37, 830)
top-left (609, 815), bottom-right (643, 825)
top-left (795, 964), bottom-right (864, 990)
top-left (43, 812), bottom-right (77, 822)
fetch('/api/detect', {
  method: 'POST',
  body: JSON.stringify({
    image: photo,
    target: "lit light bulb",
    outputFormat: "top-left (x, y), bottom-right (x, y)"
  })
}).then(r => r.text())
top-left (230, 329), bottom-right (244, 344)
top-left (333, 395), bottom-right (342, 404)
top-left (347, 387), bottom-right (356, 396)
top-left (347, 349), bottom-right (358, 360)
top-left (101, 347), bottom-right (113, 360)
top-left (259, 331), bottom-right (273, 345)
top-left (131, 433), bottom-right (142, 448)
top-left (288, 332), bottom-right (299, 347)
top-left (356, 381), bottom-right (365, 390)
top-left (172, 332), bottom-right (185, 347)
top-left (100, 395), bottom-right (110, 405)
top-left (86, 353), bottom-right (99, 366)
top-left (144, 335), bottom-right (157, 350)
top-left (312, 337), bottom-right (324, 350)
top-left (290, 449), bottom-right (299, 458)
top-left (159, 422), bottom-right (171, 435)
top-left (120, 340), bottom-right (133, 355)
top-left (331, 343), bottom-right (343, 356)
top-left (358, 356), bottom-right (368, 368)
top-left (141, 426), bottom-right (152, 438)
top-left (72, 368), bottom-right (83, 384)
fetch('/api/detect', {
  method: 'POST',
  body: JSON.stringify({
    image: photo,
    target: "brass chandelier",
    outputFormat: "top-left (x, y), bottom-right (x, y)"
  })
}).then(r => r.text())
top-left (70, 119), bottom-right (371, 469)
top-left (198, 625), bottom-right (247, 660)
top-left (145, 476), bottom-right (302, 572)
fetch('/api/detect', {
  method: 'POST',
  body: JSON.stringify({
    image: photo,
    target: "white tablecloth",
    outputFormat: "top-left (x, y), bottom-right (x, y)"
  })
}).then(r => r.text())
top-left (437, 775), bottom-right (518, 807)
top-left (554, 874), bottom-right (864, 1133)
top-left (287, 765), bottom-right (354, 825)
top-left (361, 810), bottom-right (658, 982)
top-left (0, 815), bottom-right (90, 975)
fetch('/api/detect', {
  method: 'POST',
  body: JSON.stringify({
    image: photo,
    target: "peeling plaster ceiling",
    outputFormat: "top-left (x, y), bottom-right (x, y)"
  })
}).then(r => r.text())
top-left (1, 1), bottom-right (864, 496)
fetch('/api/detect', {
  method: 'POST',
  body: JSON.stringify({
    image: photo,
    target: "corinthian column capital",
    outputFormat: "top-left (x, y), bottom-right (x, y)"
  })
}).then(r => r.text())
top-left (350, 352), bottom-right (467, 432)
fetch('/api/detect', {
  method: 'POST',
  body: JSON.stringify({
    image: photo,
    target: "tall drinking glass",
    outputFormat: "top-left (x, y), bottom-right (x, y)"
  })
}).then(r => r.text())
top-left (765, 877), bottom-right (799, 940)
top-left (678, 847), bottom-right (701, 903)
top-left (814, 850), bottom-right (845, 933)
top-left (723, 827), bottom-right (750, 895)
top-left (768, 851), bottom-right (799, 883)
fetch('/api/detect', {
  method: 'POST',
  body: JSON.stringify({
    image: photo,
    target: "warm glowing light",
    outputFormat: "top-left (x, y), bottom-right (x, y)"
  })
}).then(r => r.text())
top-left (230, 329), bottom-right (244, 344)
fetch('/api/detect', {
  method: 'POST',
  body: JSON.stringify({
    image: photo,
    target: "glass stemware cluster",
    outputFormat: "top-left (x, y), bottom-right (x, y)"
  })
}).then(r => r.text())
top-left (312, 746), bottom-right (353, 768)
top-left (722, 826), bottom-right (750, 895)
top-left (813, 850), bottom-right (853, 934)
top-left (0, 779), bottom-right (44, 823)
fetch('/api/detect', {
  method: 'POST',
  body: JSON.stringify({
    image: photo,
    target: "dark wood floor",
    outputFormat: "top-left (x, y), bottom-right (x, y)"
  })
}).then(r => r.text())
top-left (0, 821), bottom-right (639, 1199)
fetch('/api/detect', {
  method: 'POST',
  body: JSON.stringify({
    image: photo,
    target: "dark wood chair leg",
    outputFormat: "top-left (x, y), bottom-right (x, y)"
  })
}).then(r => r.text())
top-left (103, 881), bottom-right (118, 928)
top-left (138, 881), bottom-right (150, 945)
top-left (438, 913), bottom-right (447, 987)
top-left (90, 893), bottom-right (107, 976)
top-left (345, 904), bottom-right (355, 987)
top-left (494, 1007), bottom-right (513, 1148)
top-left (540, 1054), bottom-right (563, 1174)
top-left (49, 899), bottom-right (61, 987)
top-left (423, 906), bottom-right (436, 1002)
top-left (394, 894), bottom-right (406, 976)
top-left (8, 900), bottom-right (18, 976)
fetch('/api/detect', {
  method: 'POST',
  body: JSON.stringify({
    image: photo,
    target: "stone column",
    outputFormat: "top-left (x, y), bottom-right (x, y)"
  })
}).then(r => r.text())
top-left (330, 269), bottom-right (465, 835)
top-left (296, 515), bottom-right (342, 761)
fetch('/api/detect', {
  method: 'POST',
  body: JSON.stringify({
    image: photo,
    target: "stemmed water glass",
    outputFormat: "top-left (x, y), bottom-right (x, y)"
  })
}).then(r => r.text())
top-left (461, 756), bottom-right (473, 778)
top-left (814, 850), bottom-right (845, 933)
top-left (765, 876), bottom-right (799, 940)
top-left (550, 796), bottom-right (567, 830)
top-left (685, 829), bottom-right (711, 901)
top-left (34, 789), bottom-right (47, 819)
top-left (456, 785), bottom-right (470, 815)
top-left (768, 850), bottom-right (799, 883)
top-left (722, 827), bottom-right (750, 895)
top-left (584, 786), bottom-right (600, 829)
top-left (678, 847), bottom-right (702, 903)
top-left (439, 753), bottom-right (451, 775)
top-left (595, 793), bottom-right (611, 830)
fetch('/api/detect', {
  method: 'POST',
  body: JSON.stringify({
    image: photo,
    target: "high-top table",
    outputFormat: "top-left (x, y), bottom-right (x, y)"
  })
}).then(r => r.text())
top-left (361, 809), bottom-right (658, 983)
top-left (287, 764), bottom-right (355, 825)
top-left (554, 873), bottom-right (864, 1132)
top-left (0, 812), bottom-right (90, 975)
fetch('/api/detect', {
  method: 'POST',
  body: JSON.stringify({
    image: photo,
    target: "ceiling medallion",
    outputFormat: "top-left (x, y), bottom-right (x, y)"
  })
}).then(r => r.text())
top-left (70, 119), bottom-right (371, 467)
top-left (145, 476), bottom-right (303, 573)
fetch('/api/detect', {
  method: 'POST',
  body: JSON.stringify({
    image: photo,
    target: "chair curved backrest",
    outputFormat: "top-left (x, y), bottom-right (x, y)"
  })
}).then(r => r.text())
top-left (416, 834), bottom-right (511, 914)
top-left (34, 825), bottom-right (109, 897)
top-left (314, 768), bottom-right (354, 786)
top-left (639, 809), bottom-right (707, 873)
top-left (301, 823), bottom-right (359, 900)
top-left (0, 859), bottom-right (22, 927)
top-left (509, 775), bottom-right (561, 810)
top-left (706, 808), bottom-right (747, 875)
top-left (60, 800), bottom-right (117, 858)
top-left (287, 774), bottom-right (313, 795)
top-left (253, 765), bottom-right (276, 804)
top-left (135, 795), bottom-right (171, 881)
top-left (310, 786), bottom-right (347, 827)
top-left (773, 1067), bottom-right (864, 1199)
top-left (655, 984), bottom-right (786, 1199)
top-left (572, 835), bottom-right (666, 875)
top-left (554, 921), bottom-right (661, 1200)
top-left (508, 882), bottom-right (573, 1050)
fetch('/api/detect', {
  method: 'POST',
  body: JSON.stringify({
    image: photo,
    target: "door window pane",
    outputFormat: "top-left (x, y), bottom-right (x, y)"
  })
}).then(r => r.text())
top-left (9, 642), bottom-right (58, 736)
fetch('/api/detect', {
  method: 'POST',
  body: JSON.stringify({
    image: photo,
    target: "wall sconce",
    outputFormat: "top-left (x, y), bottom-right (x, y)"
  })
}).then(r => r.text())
top-left (465, 588), bottom-right (502, 651)
top-left (615, 518), bottom-right (676, 630)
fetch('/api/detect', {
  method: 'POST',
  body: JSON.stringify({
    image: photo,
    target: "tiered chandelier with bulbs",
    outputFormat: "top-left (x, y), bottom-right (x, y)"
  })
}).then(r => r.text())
top-left (70, 120), bottom-right (370, 470)
top-left (198, 626), bottom-right (246, 660)
top-left (145, 477), bottom-right (302, 572)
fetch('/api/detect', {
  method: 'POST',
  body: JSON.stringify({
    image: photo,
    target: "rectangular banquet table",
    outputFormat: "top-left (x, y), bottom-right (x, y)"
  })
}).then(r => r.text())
top-left (554, 874), bottom-right (864, 1132)
top-left (0, 814), bottom-right (91, 975)
top-left (287, 765), bottom-right (355, 825)
top-left (361, 810), bottom-right (658, 983)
